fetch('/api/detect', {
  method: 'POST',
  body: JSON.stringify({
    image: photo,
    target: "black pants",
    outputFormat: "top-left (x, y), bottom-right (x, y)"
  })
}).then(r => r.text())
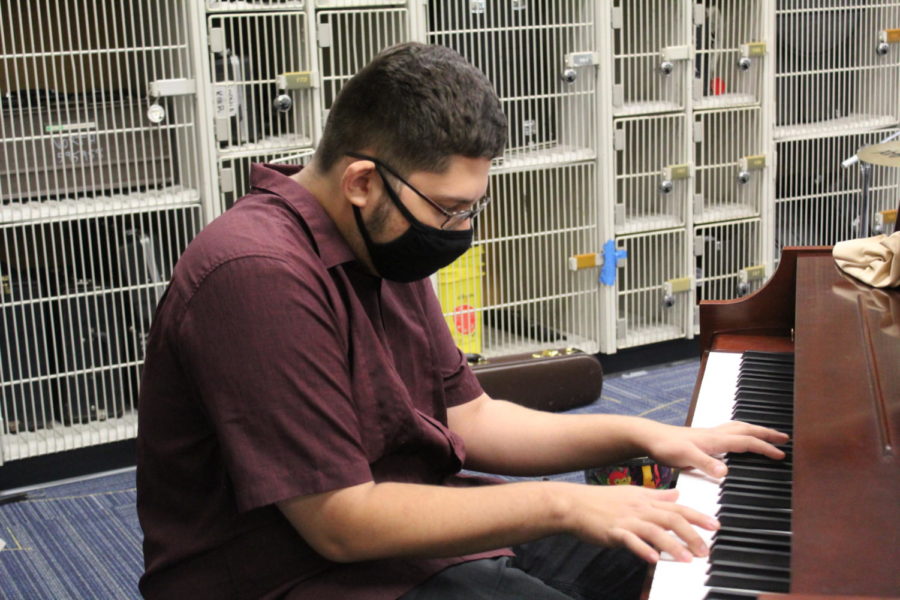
top-left (398, 535), bottom-right (647, 600)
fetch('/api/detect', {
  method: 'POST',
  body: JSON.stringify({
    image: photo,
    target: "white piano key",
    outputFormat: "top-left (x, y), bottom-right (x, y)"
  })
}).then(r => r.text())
top-left (648, 352), bottom-right (742, 600)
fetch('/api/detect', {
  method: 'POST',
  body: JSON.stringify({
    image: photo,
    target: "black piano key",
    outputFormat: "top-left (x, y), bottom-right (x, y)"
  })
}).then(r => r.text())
top-left (709, 554), bottom-right (791, 574)
top-left (717, 514), bottom-right (790, 532)
top-left (737, 380), bottom-right (793, 394)
top-left (739, 366), bottom-right (794, 379)
top-left (706, 569), bottom-right (791, 594)
top-left (737, 372), bottom-right (794, 385)
top-left (725, 455), bottom-right (791, 466)
top-left (714, 525), bottom-right (792, 541)
top-left (721, 480), bottom-right (793, 497)
top-left (733, 399), bottom-right (794, 414)
top-left (720, 480), bottom-right (793, 497)
top-left (727, 464), bottom-right (792, 482)
top-left (725, 452), bottom-right (792, 467)
top-left (734, 389), bottom-right (793, 404)
top-left (705, 591), bottom-right (760, 600)
top-left (717, 508), bottom-right (791, 531)
top-left (717, 504), bottom-right (792, 520)
top-left (710, 539), bottom-right (791, 566)
top-left (742, 350), bottom-right (794, 364)
top-left (725, 477), bottom-right (793, 492)
top-left (720, 489), bottom-right (791, 509)
top-left (732, 410), bottom-right (793, 427)
top-left (713, 532), bottom-right (792, 554)
top-left (740, 356), bottom-right (794, 367)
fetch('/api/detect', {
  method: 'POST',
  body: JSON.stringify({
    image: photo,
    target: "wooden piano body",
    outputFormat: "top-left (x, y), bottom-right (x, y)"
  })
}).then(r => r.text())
top-left (665, 247), bottom-right (900, 599)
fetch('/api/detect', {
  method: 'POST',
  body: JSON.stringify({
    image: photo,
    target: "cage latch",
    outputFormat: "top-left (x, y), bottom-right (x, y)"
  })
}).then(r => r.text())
top-left (880, 29), bottom-right (900, 44)
top-left (662, 277), bottom-right (691, 308)
top-left (660, 163), bottom-right (691, 194)
top-left (738, 265), bottom-right (766, 295)
top-left (600, 240), bottom-right (627, 286)
top-left (874, 209), bottom-right (898, 234)
top-left (737, 154), bottom-right (766, 184)
top-left (878, 30), bottom-right (900, 55)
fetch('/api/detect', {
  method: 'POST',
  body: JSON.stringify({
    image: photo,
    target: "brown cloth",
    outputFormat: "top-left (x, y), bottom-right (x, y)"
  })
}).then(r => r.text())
top-left (832, 231), bottom-right (900, 288)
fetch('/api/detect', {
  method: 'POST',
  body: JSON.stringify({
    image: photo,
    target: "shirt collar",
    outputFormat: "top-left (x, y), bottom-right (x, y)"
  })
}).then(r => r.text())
top-left (248, 163), bottom-right (357, 269)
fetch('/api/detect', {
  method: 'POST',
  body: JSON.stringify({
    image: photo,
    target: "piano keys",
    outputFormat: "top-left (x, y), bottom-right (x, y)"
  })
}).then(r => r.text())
top-left (648, 351), bottom-right (795, 599)
top-left (646, 248), bottom-right (900, 599)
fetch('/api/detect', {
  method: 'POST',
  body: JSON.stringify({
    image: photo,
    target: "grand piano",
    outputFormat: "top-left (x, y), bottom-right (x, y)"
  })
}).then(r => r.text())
top-left (646, 247), bottom-right (900, 600)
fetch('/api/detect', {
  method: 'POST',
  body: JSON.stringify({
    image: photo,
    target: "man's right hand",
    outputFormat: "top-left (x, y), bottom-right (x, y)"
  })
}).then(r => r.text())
top-left (559, 484), bottom-right (718, 564)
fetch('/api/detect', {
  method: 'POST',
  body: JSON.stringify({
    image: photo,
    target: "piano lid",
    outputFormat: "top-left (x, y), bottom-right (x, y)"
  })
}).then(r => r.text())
top-left (792, 255), bottom-right (900, 596)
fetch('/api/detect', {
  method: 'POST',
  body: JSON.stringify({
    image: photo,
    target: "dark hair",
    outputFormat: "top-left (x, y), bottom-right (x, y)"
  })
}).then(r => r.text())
top-left (315, 42), bottom-right (507, 176)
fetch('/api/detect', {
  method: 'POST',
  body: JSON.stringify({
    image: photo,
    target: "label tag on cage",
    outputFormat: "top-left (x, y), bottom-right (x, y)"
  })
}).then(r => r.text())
top-left (566, 52), bottom-right (600, 68)
top-left (880, 29), bottom-right (900, 43)
top-left (148, 78), bottom-right (196, 97)
top-left (50, 131), bottom-right (102, 166)
top-left (661, 46), bottom-right (690, 62)
top-left (664, 277), bottom-right (692, 295)
top-left (276, 72), bottom-right (313, 90)
top-left (741, 42), bottom-right (767, 58)
top-left (740, 154), bottom-right (766, 171)
top-left (664, 164), bottom-right (691, 180)
top-left (568, 253), bottom-right (600, 271)
top-left (214, 84), bottom-right (240, 118)
top-left (739, 265), bottom-right (766, 283)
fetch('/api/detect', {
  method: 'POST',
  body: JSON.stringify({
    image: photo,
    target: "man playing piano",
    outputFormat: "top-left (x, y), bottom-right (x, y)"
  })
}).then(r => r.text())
top-left (136, 42), bottom-right (789, 600)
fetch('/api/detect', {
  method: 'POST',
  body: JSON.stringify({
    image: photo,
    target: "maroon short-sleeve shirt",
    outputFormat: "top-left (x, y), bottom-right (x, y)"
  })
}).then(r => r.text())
top-left (136, 164), bottom-right (509, 599)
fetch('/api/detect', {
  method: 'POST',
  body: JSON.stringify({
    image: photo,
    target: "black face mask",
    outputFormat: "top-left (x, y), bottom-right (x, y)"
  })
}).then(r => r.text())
top-left (353, 182), bottom-right (473, 283)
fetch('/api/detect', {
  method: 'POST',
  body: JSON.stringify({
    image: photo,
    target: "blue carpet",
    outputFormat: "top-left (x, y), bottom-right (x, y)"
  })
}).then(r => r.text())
top-left (0, 471), bottom-right (141, 599)
top-left (0, 358), bottom-right (700, 599)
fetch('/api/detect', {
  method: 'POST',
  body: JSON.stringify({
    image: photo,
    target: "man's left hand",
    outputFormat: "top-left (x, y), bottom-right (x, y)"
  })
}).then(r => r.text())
top-left (643, 421), bottom-right (790, 479)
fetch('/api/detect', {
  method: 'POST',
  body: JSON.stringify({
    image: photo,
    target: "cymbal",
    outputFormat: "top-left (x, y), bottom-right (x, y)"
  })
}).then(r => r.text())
top-left (857, 141), bottom-right (900, 167)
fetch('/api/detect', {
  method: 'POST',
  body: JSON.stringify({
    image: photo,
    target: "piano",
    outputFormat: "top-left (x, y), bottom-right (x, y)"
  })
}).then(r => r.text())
top-left (646, 247), bottom-right (900, 600)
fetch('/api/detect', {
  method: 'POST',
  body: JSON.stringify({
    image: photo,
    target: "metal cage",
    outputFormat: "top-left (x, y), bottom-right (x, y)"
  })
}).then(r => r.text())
top-left (693, 0), bottom-right (767, 110)
top-left (614, 229), bottom-right (692, 349)
top-left (0, 1), bottom-right (204, 463)
top-left (613, 113), bottom-right (690, 234)
top-left (775, 128), bottom-right (900, 253)
top-left (217, 150), bottom-right (315, 213)
top-left (428, 1), bottom-right (599, 169)
top-left (775, 0), bottom-right (900, 140)
top-left (317, 7), bottom-right (411, 113)
top-left (1, 204), bottom-right (202, 461)
top-left (611, 0), bottom-right (690, 116)
top-left (694, 218), bottom-right (763, 303)
top-left (207, 0), bottom-right (306, 11)
top-left (440, 162), bottom-right (602, 357)
top-left (316, 1), bottom-right (405, 8)
top-left (693, 106), bottom-right (764, 223)
top-left (207, 11), bottom-right (315, 154)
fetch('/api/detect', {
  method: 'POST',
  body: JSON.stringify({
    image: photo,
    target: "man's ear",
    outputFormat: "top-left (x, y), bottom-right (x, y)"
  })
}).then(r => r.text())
top-left (341, 159), bottom-right (381, 209)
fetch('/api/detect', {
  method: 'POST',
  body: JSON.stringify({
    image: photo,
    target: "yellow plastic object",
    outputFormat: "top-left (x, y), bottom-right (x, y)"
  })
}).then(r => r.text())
top-left (437, 246), bottom-right (484, 353)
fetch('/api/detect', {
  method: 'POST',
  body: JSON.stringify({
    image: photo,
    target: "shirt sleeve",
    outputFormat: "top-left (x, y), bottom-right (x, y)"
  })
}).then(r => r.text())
top-left (415, 279), bottom-right (484, 408)
top-left (177, 255), bottom-right (372, 512)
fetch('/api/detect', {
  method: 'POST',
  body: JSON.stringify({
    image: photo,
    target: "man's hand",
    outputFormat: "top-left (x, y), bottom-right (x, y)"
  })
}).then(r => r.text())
top-left (561, 484), bottom-right (720, 564)
top-left (642, 420), bottom-right (790, 479)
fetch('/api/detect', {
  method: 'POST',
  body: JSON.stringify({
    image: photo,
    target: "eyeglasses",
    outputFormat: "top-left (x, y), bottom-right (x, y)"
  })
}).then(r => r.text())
top-left (346, 151), bottom-right (491, 230)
